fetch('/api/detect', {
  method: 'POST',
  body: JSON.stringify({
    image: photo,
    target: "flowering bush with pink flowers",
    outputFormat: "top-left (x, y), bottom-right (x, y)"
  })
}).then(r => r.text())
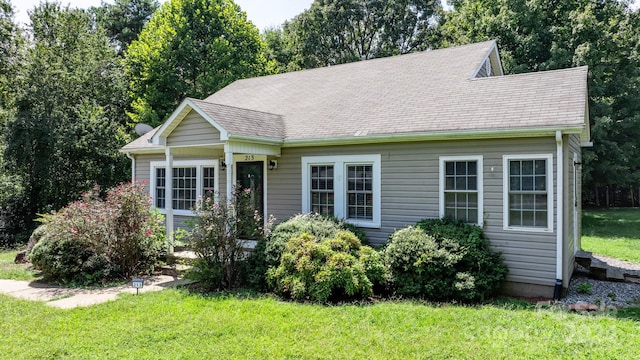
top-left (29, 182), bottom-right (165, 284)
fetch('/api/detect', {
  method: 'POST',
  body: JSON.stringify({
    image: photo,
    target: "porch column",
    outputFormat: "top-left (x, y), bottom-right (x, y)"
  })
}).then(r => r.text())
top-left (224, 144), bottom-right (233, 203)
top-left (165, 147), bottom-right (174, 253)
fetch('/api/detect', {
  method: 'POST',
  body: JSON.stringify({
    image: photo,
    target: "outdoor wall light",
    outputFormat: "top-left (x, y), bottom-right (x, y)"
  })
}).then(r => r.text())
top-left (269, 160), bottom-right (278, 171)
top-left (220, 160), bottom-right (227, 171)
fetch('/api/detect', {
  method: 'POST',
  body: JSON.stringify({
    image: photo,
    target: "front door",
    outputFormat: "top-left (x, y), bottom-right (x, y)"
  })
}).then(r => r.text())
top-left (236, 161), bottom-right (264, 239)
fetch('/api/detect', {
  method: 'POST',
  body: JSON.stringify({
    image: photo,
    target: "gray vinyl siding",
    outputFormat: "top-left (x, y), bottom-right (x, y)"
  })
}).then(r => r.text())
top-left (268, 137), bottom-right (559, 287)
top-left (134, 154), bottom-right (164, 192)
top-left (564, 133), bottom-right (582, 285)
top-left (166, 111), bottom-right (221, 146)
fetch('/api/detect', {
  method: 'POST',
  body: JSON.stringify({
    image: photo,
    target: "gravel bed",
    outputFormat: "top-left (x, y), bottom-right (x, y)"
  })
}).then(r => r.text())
top-left (557, 266), bottom-right (640, 308)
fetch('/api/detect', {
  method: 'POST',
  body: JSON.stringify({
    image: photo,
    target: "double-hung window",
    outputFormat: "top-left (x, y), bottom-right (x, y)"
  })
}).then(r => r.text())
top-left (503, 154), bottom-right (553, 231)
top-left (150, 160), bottom-right (219, 215)
top-left (302, 155), bottom-right (381, 228)
top-left (439, 156), bottom-right (483, 225)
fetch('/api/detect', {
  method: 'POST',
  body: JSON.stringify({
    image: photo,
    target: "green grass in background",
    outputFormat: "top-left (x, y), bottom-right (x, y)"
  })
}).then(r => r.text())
top-left (0, 250), bottom-right (39, 281)
top-left (582, 208), bottom-right (640, 263)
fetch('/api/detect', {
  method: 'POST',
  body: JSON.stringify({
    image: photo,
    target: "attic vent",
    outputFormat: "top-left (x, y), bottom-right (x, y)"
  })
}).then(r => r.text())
top-left (475, 58), bottom-right (493, 78)
top-left (485, 59), bottom-right (492, 76)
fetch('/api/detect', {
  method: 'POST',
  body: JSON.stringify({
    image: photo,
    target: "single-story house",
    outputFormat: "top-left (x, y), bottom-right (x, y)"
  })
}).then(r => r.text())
top-left (121, 40), bottom-right (591, 298)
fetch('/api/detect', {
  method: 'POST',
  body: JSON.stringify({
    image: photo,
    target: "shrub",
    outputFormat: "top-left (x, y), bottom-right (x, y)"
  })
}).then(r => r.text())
top-left (384, 222), bottom-right (507, 301)
top-left (416, 218), bottom-right (508, 300)
top-left (28, 183), bottom-right (165, 284)
top-left (266, 231), bottom-right (386, 302)
top-left (247, 213), bottom-right (368, 290)
top-left (105, 183), bottom-right (166, 277)
top-left (30, 236), bottom-right (111, 284)
top-left (187, 193), bottom-right (253, 290)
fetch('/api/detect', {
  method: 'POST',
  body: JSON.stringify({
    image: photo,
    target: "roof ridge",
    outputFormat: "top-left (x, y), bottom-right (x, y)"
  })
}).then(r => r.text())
top-left (470, 65), bottom-right (588, 81)
top-left (221, 40), bottom-right (498, 86)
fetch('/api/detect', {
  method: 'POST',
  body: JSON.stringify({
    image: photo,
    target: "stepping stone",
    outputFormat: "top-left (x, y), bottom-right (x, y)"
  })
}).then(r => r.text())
top-left (606, 268), bottom-right (626, 282)
top-left (590, 264), bottom-right (608, 280)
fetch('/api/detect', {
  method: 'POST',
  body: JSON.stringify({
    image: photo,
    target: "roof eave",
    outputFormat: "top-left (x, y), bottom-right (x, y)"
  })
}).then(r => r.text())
top-left (228, 134), bottom-right (284, 146)
top-left (281, 125), bottom-right (585, 148)
top-left (119, 147), bottom-right (165, 155)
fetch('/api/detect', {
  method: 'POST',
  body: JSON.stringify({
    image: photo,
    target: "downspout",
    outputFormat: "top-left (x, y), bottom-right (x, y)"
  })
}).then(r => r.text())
top-left (125, 152), bottom-right (135, 183)
top-left (165, 147), bottom-right (174, 253)
top-left (554, 131), bottom-right (564, 300)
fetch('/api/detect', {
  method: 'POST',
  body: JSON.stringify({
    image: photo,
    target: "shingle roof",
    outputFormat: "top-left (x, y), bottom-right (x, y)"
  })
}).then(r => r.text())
top-left (188, 99), bottom-right (284, 139)
top-left (122, 40), bottom-right (588, 151)
top-left (121, 126), bottom-right (161, 151)
top-left (199, 40), bottom-right (587, 141)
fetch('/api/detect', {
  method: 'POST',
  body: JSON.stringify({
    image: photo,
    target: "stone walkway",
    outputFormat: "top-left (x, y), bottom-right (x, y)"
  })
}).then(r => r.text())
top-left (0, 275), bottom-right (192, 309)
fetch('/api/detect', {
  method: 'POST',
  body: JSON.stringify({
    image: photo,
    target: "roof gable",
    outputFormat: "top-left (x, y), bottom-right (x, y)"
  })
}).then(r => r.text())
top-left (151, 98), bottom-right (285, 146)
top-left (152, 99), bottom-right (229, 145)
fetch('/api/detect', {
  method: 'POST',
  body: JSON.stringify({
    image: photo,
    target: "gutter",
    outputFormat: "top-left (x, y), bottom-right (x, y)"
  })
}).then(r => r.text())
top-left (125, 152), bottom-right (135, 183)
top-left (554, 131), bottom-right (564, 300)
top-left (281, 125), bottom-right (585, 148)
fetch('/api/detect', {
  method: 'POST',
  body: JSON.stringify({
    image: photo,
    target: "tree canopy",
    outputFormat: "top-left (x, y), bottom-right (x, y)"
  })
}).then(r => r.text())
top-left (1, 3), bottom-right (130, 245)
top-left (92, 0), bottom-right (160, 55)
top-left (124, 0), bottom-right (272, 127)
top-left (271, 0), bottom-right (442, 70)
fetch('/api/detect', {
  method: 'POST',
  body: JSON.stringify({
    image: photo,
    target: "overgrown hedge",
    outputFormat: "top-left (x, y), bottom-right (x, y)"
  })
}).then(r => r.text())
top-left (29, 182), bottom-right (165, 285)
top-left (247, 213), bottom-right (368, 290)
top-left (384, 219), bottom-right (507, 301)
top-left (266, 231), bottom-right (386, 302)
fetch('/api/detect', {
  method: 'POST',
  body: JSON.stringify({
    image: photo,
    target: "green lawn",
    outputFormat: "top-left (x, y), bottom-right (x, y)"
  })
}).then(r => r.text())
top-left (0, 290), bottom-right (638, 359)
top-left (1, 208), bottom-right (639, 359)
top-left (582, 208), bottom-right (640, 263)
top-left (0, 250), bottom-right (39, 281)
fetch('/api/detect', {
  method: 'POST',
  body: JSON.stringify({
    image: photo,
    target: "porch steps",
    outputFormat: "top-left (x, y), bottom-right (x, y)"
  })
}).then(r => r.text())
top-left (161, 247), bottom-right (197, 276)
top-left (575, 250), bottom-right (634, 282)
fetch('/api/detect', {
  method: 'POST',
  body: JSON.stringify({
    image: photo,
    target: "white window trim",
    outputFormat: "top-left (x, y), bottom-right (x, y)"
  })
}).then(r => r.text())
top-left (150, 160), bottom-right (219, 216)
top-left (439, 155), bottom-right (484, 226)
top-left (502, 154), bottom-right (554, 232)
top-left (302, 154), bottom-right (381, 228)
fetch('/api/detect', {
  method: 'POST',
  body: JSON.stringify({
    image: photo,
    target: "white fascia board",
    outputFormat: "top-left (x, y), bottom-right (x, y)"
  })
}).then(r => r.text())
top-left (151, 98), bottom-right (230, 145)
top-left (228, 134), bottom-right (284, 146)
top-left (118, 148), bottom-right (165, 154)
top-left (281, 126), bottom-right (584, 148)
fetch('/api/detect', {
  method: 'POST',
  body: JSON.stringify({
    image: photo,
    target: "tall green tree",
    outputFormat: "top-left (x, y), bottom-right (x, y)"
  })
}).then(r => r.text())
top-left (2, 3), bottom-right (130, 245)
top-left (92, 0), bottom-right (160, 55)
top-left (125, 0), bottom-right (271, 127)
top-left (278, 0), bottom-right (441, 70)
top-left (0, 0), bottom-right (21, 128)
top-left (0, 0), bottom-right (27, 246)
top-left (439, 0), bottom-right (640, 205)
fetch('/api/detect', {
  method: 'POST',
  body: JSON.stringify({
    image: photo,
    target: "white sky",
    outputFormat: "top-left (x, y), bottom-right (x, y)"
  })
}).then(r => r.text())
top-left (10, 0), bottom-right (640, 31)
top-left (11, 0), bottom-right (314, 31)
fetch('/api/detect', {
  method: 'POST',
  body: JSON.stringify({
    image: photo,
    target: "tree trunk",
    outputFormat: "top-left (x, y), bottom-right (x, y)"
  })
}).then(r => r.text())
top-left (595, 185), bottom-right (600, 207)
top-left (606, 186), bottom-right (610, 208)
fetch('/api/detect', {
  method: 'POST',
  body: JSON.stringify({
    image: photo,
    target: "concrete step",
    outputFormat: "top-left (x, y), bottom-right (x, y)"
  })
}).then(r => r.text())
top-left (606, 268), bottom-right (626, 282)
top-left (166, 250), bottom-right (198, 265)
top-left (575, 250), bottom-right (593, 269)
top-left (160, 264), bottom-right (192, 277)
top-left (589, 260), bottom-right (608, 280)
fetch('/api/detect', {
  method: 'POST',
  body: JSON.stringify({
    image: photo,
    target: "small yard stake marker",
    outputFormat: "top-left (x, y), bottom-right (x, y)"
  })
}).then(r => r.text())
top-left (132, 278), bottom-right (144, 295)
